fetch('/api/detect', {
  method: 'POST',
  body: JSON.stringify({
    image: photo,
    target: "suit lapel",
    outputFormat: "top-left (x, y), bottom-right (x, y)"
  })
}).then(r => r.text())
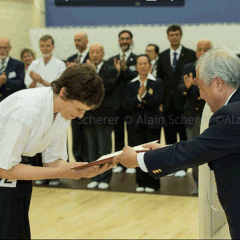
top-left (174, 46), bottom-right (186, 75)
top-left (98, 62), bottom-right (107, 80)
top-left (5, 57), bottom-right (12, 74)
top-left (163, 50), bottom-right (172, 78)
top-left (126, 52), bottom-right (135, 66)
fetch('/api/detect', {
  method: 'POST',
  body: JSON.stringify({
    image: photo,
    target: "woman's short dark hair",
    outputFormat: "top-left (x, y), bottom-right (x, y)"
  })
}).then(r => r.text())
top-left (167, 24), bottom-right (183, 36)
top-left (136, 54), bottom-right (151, 65)
top-left (51, 64), bottom-right (105, 109)
top-left (20, 48), bottom-right (35, 60)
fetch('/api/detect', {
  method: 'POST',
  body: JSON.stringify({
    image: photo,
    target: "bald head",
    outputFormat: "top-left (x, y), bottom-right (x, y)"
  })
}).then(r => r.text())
top-left (74, 32), bottom-right (88, 53)
top-left (196, 38), bottom-right (213, 60)
top-left (89, 43), bottom-right (105, 66)
top-left (0, 37), bottom-right (11, 60)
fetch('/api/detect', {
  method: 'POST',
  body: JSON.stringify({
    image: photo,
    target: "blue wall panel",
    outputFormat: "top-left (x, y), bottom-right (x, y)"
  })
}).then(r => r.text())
top-left (46, 0), bottom-right (240, 27)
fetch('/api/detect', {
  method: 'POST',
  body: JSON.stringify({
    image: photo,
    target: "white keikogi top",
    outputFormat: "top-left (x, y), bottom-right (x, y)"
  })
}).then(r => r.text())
top-left (0, 87), bottom-right (70, 170)
top-left (24, 55), bottom-right (66, 88)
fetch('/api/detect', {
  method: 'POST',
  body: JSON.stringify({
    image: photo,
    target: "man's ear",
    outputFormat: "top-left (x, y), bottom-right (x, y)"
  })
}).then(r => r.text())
top-left (215, 77), bottom-right (224, 92)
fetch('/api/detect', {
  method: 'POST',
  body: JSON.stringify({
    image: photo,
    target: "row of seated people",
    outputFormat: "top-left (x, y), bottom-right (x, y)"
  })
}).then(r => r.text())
top-left (0, 24), bottom-right (217, 194)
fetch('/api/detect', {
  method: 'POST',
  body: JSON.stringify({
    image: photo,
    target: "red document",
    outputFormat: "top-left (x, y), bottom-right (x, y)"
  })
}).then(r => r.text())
top-left (71, 140), bottom-right (158, 170)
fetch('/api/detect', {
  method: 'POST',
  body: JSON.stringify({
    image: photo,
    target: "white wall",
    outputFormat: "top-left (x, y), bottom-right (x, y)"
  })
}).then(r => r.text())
top-left (0, 0), bottom-right (45, 60)
top-left (29, 23), bottom-right (240, 61)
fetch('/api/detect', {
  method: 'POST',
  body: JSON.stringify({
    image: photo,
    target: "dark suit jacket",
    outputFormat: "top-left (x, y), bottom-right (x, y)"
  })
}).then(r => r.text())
top-left (157, 46), bottom-right (196, 111)
top-left (143, 87), bottom-right (240, 238)
top-left (67, 52), bottom-right (89, 63)
top-left (107, 52), bottom-right (138, 111)
top-left (125, 76), bottom-right (166, 130)
top-left (178, 61), bottom-right (205, 127)
top-left (0, 57), bottom-right (25, 101)
top-left (82, 62), bottom-right (118, 127)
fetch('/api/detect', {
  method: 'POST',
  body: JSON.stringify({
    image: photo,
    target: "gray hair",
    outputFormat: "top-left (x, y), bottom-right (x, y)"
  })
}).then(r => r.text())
top-left (196, 49), bottom-right (240, 89)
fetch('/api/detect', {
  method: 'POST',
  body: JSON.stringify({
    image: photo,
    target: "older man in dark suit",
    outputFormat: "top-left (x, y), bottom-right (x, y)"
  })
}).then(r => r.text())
top-left (0, 37), bottom-right (25, 102)
top-left (66, 32), bottom-right (90, 163)
top-left (83, 43), bottom-right (118, 189)
top-left (157, 24), bottom-right (196, 177)
top-left (108, 30), bottom-right (138, 173)
top-left (114, 49), bottom-right (240, 239)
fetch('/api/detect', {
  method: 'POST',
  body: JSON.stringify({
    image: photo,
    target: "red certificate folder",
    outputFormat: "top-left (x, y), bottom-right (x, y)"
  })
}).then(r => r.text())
top-left (71, 140), bottom-right (158, 170)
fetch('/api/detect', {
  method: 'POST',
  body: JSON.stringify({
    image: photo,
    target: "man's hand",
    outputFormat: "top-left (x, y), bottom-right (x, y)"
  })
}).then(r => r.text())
top-left (59, 162), bottom-right (117, 180)
top-left (113, 146), bottom-right (139, 168)
top-left (138, 83), bottom-right (146, 97)
top-left (142, 142), bottom-right (162, 150)
top-left (183, 72), bottom-right (196, 89)
top-left (113, 58), bottom-right (121, 74)
top-left (0, 72), bottom-right (7, 86)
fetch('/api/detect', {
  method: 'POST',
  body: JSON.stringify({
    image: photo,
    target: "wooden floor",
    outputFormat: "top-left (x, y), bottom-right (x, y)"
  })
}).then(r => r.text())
top-left (30, 127), bottom-right (199, 239)
top-left (30, 187), bottom-right (199, 239)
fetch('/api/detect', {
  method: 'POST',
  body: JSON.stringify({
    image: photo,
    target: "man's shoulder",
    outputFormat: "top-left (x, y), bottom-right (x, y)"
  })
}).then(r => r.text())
top-left (108, 54), bottom-right (119, 61)
top-left (182, 46), bottom-right (196, 55)
top-left (67, 53), bottom-right (78, 61)
top-left (159, 49), bottom-right (170, 56)
top-left (8, 57), bottom-right (24, 67)
top-left (102, 62), bottom-right (118, 74)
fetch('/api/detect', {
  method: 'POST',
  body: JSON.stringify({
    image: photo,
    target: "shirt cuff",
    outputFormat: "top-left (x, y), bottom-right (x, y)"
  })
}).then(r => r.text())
top-left (137, 152), bottom-right (148, 172)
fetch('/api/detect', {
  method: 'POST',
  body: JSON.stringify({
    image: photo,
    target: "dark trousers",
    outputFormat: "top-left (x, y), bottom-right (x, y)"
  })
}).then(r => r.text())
top-left (83, 125), bottom-right (113, 183)
top-left (163, 99), bottom-right (187, 145)
top-left (128, 124), bottom-right (161, 190)
top-left (71, 118), bottom-right (85, 162)
top-left (114, 106), bottom-right (129, 170)
top-left (0, 179), bottom-right (32, 239)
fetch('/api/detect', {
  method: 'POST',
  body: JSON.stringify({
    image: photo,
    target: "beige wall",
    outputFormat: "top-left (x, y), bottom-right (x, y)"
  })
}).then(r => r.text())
top-left (0, 0), bottom-right (45, 60)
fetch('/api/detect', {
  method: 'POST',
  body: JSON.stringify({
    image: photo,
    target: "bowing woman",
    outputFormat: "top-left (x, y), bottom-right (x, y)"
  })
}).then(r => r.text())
top-left (125, 54), bottom-right (166, 192)
top-left (0, 64), bottom-right (116, 239)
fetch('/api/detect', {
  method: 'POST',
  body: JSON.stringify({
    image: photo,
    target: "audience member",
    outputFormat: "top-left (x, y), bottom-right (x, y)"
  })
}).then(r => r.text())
top-left (178, 38), bottom-right (212, 194)
top-left (125, 54), bottom-right (165, 192)
top-left (20, 48), bottom-right (35, 72)
top-left (66, 32), bottom-right (90, 163)
top-left (146, 44), bottom-right (160, 78)
top-left (157, 24), bottom-right (196, 177)
top-left (83, 43), bottom-right (118, 189)
top-left (108, 30), bottom-right (138, 174)
top-left (24, 34), bottom-right (66, 186)
top-left (0, 37), bottom-right (25, 102)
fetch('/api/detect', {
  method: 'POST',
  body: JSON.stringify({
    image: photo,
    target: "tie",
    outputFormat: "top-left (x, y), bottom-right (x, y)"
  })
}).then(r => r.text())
top-left (121, 53), bottom-right (125, 62)
top-left (172, 52), bottom-right (177, 74)
top-left (0, 60), bottom-right (6, 75)
top-left (77, 54), bottom-right (83, 63)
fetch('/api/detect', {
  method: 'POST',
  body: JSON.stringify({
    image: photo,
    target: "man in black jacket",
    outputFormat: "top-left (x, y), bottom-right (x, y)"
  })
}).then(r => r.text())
top-left (157, 24), bottom-right (196, 177)
top-left (66, 32), bottom-right (90, 163)
top-left (107, 30), bottom-right (137, 173)
top-left (0, 37), bottom-right (25, 102)
top-left (83, 43), bottom-right (118, 189)
top-left (114, 49), bottom-right (240, 239)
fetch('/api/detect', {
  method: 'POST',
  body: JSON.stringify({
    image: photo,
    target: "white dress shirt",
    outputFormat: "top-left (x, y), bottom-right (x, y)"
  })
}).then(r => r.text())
top-left (0, 56), bottom-right (10, 70)
top-left (120, 49), bottom-right (131, 61)
top-left (78, 48), bottom-right (89, 63)
top-left (0, 87), bottom-right (70, 170)
top-left (130, 73), bottom-right (156, 102)
top-left (170, 45), bottom-right (182, 66)
top-left (24, 55), bottom-right (66, 88)
top-left (137, 88), bottom-right (238, 173)
top-left (96, 61), bottom-right (104, 73)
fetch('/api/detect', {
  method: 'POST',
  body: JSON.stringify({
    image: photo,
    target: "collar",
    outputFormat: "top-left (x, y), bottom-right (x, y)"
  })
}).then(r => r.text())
top-left (151, 56), bottom-right (159, 65)
top-left (96, 61), bottom-right (104, 73)
top-left (1, 56), bottom-right (10, 66)
top-left (225, 89), bottom-right (237, 105)
top-left (40, 55), bottom-right (54, 65)
top-left (78, 48), bottom-right (88, 58)
top-left (120, 49), bottom-right (131, 61)
top-left (170, 45), bottom-right (182, 56)
top-left (131, 73), bottom-right (156, 83)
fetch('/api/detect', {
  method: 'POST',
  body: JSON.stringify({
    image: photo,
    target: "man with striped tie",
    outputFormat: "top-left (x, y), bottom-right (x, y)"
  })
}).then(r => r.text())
top-left (0, 37), bottom-right (25, 102)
